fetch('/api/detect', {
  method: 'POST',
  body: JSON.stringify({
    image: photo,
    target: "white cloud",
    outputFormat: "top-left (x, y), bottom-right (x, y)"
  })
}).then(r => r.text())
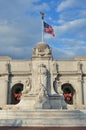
top-left (0, 13), bottom-right (42, 59)
top-left (0, 46), bottom-right (32, 59)
top-left (57, 0), bottom-right (86, 12)
top-left (79, 10), bottom-right (86, 17)
top-left (55, 19), bottom-right (86, 40)
top-left (33, 2), bottom-right (50, 12)
top-left (52, 37), bottom-right (86, 59)
top-left (0, 22), bottom-right (21, 45)
top-left (52, 47), bottom-right (75, 59)
top-left (57, 0), bottom-right (75, 12)
top-left (58, 38), bottom-right (85, 47)
top-left (0, 0), bottom-right (86, 59)
top-left (0, 0), bottom-right (50, 20)
top-left (42, 16), bottom-right (86, 59)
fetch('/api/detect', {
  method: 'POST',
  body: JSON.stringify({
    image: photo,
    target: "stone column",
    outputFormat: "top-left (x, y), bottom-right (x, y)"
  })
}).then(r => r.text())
top-left (0, 80), bottom-right (8, 105)
top-left (77, 77), bottom-right (83, 106)
top-left (7, 81), bottom-right (11, 104)
top-left (84, 79), bottom-right (86, 105)
top-left (76, 62), bottom-right (84, 106)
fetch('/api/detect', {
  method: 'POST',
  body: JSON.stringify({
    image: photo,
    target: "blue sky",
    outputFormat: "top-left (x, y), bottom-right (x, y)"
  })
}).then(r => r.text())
top-left (0, 0), bottom-right (86, 59)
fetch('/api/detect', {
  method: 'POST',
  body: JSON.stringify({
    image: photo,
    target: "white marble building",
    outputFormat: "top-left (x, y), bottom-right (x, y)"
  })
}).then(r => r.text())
top-left (0, 42), bottom-right (86, 110)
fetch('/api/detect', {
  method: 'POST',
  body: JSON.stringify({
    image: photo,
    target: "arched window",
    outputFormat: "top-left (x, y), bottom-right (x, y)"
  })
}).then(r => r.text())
top-left (61, 83), bottom-right (75, 105)
top-left (11, 83), bottom-right (23, 104)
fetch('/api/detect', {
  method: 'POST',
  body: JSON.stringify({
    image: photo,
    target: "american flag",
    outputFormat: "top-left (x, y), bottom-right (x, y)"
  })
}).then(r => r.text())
top-left (43, 21), bottom-right (55, 36)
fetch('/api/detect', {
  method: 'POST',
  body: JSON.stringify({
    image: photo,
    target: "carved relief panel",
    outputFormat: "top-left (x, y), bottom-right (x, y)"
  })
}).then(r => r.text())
top-left (22, 78), bottom-right (32, 95)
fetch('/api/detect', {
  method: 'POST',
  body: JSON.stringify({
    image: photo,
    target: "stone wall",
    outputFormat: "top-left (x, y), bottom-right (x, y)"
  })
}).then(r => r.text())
top-left (0, 46), bottom-right (86, 110)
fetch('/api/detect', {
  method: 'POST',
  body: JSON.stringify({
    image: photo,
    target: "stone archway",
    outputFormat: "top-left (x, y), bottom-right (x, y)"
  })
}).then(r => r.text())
top-left (61, 83), bottom-right (75, 105)
top-left (11, 83), bottom-right (23, 104)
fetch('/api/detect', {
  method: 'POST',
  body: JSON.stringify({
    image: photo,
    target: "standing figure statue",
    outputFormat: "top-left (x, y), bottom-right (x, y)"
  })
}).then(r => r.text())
top-left (35, 64), bottom-right (50, 109)
top-left (37, 83), bottom-right (48, 103)
top-left (37, 64), bottom-right (48, 103)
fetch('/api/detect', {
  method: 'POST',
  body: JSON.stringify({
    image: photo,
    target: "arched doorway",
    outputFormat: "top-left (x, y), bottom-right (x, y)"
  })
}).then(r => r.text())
top-left (61, 83), bottom-right (75, 105)
top-left (11, 83), bottom-right (23, 104)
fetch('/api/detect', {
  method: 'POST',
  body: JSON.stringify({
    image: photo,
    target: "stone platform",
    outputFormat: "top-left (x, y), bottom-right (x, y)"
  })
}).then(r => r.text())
top-left (0, 127), bottom-right (86, 130)
top-left (0, 109), bottom-right (86, 127)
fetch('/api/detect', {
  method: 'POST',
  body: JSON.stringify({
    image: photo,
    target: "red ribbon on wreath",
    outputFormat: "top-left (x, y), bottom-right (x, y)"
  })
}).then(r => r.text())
top-left (14, 93), bottom-right (22, 101)
top-left (63, 93), bottom-right (72, 102)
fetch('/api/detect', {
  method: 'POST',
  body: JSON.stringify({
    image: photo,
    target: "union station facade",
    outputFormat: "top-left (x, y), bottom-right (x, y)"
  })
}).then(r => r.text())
top-left (0, 42), bottom-right (86, 110)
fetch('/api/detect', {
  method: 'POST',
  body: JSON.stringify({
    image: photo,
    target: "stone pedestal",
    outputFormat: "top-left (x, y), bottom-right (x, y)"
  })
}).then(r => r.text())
top-left (35, 96), bottom-right (51, 109)
top-left (17, 95), bottom-right (36, 110)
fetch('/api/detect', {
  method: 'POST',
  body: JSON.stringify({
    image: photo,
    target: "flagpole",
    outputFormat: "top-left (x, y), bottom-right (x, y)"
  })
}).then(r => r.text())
top-left (40, 12), bottom-right (45, 42)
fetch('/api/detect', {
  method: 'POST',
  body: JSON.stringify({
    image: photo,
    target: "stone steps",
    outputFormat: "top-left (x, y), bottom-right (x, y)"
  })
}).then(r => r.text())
top-left (0, 110), bottom-right (84, 118)
top-left (0, 110), bottom-right (86, 126)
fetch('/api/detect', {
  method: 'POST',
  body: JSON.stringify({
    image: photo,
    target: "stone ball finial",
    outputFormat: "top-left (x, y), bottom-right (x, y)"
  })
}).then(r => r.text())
top-left (32, 42), bottom-right (52, 58)
top-left (35, 42), bottom-right (50, 52)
